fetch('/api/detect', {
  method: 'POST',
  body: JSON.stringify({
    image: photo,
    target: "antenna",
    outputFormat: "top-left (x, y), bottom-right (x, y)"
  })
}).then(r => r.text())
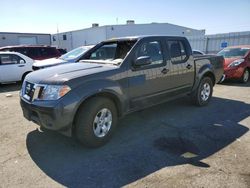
top-left (57, 24), bottom-right (60, 48)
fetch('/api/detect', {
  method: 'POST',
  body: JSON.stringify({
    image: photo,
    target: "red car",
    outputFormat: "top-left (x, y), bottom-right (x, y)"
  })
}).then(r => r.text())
top-left (0, 45), bottom-right (61, 60)
top-left (218, 45), bottom-right (250, 83)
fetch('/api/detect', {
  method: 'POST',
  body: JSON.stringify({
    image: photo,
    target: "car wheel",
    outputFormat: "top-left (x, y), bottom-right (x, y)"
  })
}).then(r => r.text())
top-left (240, 69), bottom-right (249, 83)
top-left (75, 97), bottom-right (117, 148)
top-left (191, 77), bottom-right (213, 106)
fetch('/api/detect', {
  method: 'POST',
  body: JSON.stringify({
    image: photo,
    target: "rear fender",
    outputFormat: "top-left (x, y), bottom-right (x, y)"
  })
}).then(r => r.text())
top-left (192, 64), bottom-right (215, 92)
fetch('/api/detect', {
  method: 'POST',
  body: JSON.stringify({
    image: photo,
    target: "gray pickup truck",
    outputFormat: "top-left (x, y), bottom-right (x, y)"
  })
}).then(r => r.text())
top-left (20, 36), bottom-right (224, 147)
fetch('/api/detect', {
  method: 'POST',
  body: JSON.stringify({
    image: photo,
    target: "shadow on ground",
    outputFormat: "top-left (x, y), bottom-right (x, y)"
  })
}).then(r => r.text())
top-left (0, 83), bottom-right (22, 93)
top-left (26, 96), bottom-right (250, 188)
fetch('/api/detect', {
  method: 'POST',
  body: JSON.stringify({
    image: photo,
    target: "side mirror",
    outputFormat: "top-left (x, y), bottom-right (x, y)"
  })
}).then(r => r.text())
top-left (20, 60), bottom-right (25, 64)
top-left (134, 56), bottom-right (151, 67)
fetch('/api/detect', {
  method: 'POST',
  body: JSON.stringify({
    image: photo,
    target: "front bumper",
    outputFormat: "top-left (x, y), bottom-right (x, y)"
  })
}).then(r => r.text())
top-left (20, 92), bottom-right (80, 136)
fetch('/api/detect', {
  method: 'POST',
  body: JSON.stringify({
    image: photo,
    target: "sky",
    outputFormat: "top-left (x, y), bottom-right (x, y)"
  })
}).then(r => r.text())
top-left (1, 0), bottom-right (250, 35)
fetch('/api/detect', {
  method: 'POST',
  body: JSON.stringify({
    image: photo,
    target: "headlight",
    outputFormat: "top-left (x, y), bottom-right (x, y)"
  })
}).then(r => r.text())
top-left (228, 59), bottom-right (244, 67)
top-left (40, 85), bottom-right (71, 100)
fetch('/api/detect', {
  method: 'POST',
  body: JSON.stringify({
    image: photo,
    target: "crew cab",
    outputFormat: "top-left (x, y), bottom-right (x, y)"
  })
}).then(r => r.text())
top-left (20, 36), bottom-right (224, 147)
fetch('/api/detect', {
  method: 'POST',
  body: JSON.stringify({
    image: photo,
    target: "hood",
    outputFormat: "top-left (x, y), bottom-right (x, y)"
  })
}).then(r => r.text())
top-left (223, 57), bottom-right (245, 68)
top-left (33, 58), bottom-right (67, 68)
top-left (25, 62), bottom-right (118, 84)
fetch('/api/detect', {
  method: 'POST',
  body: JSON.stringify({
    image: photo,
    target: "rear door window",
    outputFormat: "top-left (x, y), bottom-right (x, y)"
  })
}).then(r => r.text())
top-left (0, 54), bottom-right (23, 65)
top-left (167, 40), bottom-right (188, 63)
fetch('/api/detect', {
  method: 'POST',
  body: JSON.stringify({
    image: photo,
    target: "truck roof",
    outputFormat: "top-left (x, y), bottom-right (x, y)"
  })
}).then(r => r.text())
top-left (105, 35), bottom-right (187, 42)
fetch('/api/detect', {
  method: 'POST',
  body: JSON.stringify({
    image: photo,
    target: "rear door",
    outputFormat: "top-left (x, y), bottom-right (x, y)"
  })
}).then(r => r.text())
top-left (166, 39), bottom-right (195, 91)
top-left (0, 54), bottom-right (26, 82)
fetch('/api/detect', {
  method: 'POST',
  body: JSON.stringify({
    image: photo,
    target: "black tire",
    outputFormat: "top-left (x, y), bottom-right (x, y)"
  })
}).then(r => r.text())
top-left (75, 97), bottom-right (117, 148)
top-left (240, 69), bottom-right (249, 83)
top-left (191, 77), bottom-right (213, 106)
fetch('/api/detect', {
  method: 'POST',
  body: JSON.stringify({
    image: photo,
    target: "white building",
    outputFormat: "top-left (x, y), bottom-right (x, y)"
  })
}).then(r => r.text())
top-left (52, 22), bottom-right (206, 51)
top-left (0, 32), bottom-right (51, 47)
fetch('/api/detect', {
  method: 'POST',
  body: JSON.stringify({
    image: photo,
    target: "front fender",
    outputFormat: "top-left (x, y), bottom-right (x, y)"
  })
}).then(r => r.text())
top-left (72, 79), bottom-right (128, 117)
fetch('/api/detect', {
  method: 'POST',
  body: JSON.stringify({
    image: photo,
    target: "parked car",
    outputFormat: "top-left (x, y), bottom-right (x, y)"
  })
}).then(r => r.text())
top-left (218, 45), bottom-right (250, 83)
top-left (20, 36), bottom-right (224, 148)
top-left (0, 45), bottom-right (61, 60)
top-left (0, 52), bottom-right (33, 83)
top-left (193, 49), bottom-right (205, 56)
top-left (57, 48), bottom-right (67, 55)
top-left (32, 45), bottom-right (94, 70)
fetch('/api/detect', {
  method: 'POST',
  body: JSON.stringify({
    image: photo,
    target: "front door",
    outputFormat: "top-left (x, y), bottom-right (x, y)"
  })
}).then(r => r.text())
top-left (128, 38), bottom-right (171, 109)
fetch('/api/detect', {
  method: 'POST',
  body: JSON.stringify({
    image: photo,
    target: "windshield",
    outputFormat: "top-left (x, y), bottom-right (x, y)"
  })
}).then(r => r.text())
top-left (60, 46), bottom-right (90, 60)
top-left (218, 47), bottom-right (250, 58)
top-left (85, 40), bottom-right (137, 65)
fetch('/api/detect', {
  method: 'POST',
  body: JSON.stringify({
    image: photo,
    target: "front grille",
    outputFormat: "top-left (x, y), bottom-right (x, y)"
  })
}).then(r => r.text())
top-left (23, 82), bottom-right (35, 101)
top-left (22, 82), bottom-right (45, 102)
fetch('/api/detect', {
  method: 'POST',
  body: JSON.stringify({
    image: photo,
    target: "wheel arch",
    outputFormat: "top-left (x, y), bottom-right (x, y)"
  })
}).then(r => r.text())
top-left (72, 90), bottom-right (123, 135)
top-left (202, 71), bottom-right (216, 86)
top-left (21, 71), bottom-right (32, 82)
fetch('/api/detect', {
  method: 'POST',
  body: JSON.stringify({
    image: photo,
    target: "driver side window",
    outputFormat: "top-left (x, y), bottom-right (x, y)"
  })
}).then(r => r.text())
top-left (136, 41), bottom-right (163, 65)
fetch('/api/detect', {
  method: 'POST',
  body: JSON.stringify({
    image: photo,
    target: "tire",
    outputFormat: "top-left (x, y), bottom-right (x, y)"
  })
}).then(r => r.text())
top-left (191, 77), bottom-right (213, 106)
top-left (75, 97), bottom-right (117, 148)
top-left (240, 69), bottom-right (249, 83)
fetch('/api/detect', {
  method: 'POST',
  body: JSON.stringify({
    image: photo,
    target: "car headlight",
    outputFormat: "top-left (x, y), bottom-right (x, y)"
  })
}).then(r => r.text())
top-left (228, 59), bottom-right (244, 67)
top-left (40, 85), bottom-right (71, 100)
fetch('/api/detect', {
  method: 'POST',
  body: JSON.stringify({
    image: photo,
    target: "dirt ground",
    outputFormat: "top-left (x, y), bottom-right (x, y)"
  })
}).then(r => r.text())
top-left (0, 81), bottom-right (250, 188)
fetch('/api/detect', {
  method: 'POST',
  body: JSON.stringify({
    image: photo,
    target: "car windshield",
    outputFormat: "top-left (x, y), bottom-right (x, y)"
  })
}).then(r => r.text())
top-left (84, 40), bottom-right (137, 65)
top-left (218, 47), bottom-right (250, 58)
top-left (60, 46), bottom-right (90, 60)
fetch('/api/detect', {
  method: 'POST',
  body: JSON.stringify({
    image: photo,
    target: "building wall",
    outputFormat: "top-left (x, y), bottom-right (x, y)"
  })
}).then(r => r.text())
top-left (188, 31), bottom-right (250, 54)
top-left (52, 23), bottom-right (205, 51)
top-left (52, 27), bottom-right (107, 51)
top-left (205, 31), bottom-right (250, 54)
top-left (0, 32), bottom-right (51, 47)
top-left (105, 23), bottom-right (204, 39)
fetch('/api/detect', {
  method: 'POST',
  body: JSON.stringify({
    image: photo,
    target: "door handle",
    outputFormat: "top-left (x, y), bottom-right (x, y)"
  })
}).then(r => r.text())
top-left (186, 64), bottom-right (192, 69)
top-left (161, 68), bottom-right (169, 74)
top-left (18, 65), bottom-right (25, 67)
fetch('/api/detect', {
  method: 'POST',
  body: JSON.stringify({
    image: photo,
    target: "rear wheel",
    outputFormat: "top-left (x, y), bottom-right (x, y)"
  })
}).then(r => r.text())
top-left (75, 97), bottom-right (117, 148)
top-left (240, 69), bottom-right (249, 83)
top-left (191, 77), bottom-right (213, 106)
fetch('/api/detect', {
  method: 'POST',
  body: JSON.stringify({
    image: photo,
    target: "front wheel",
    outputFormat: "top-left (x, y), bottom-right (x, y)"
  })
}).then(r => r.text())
top-left (191, 77), bottom-right (213, 106)
top-left (240, 69), bottom-right (249, 83)
top-left (75, 97), bottom-right (117, 148)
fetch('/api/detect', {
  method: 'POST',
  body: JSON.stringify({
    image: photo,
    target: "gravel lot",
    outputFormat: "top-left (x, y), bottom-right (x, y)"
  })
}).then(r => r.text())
top-left (0, 82), bottom-right (250, 188)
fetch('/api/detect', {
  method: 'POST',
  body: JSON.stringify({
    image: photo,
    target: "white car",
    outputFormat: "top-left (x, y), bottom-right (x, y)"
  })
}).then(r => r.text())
top-left (0, 52), bottom-right (34, 83)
